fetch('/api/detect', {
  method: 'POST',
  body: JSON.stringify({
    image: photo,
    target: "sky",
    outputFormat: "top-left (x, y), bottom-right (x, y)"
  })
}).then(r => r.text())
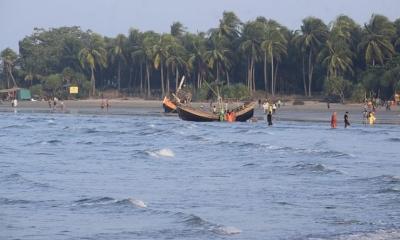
top-left (1, 0), bottom-right (400, 52)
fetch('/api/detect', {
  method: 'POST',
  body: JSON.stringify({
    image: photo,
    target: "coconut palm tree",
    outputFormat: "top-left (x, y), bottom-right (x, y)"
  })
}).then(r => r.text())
top-left (128, 29), bottom-right (147, 94)
top-left (110, 34), bottom-right (127, 91)
top-left (142, 32), bottom-right (159, 97)
top-left (261, 21), bottom-right (288, 95)
top-left (1, 48), bottom-right (18, 88)
top-left (170, 21), bottom-right (186, 38)
top-left (358, 14), bottom-right (396, 66)
top-left (188, 36), bottom-right (208, 88)
top-left (78, 33), bottom-right (107, 97)
top-left (153, 34), bottom-right (178, 96)
top-left (204, 36), bottom-right (231, 85)
top-left (240, 21), bottom-right (264, 92)
top-left (294, 17), bottom-right (328, 96)
top-left (319, 40), bottom-right (353, 78)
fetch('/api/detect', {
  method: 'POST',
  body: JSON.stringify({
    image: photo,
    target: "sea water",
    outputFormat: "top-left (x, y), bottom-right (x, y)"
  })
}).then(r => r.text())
top-left (1, 112), bottom-right (399, 240)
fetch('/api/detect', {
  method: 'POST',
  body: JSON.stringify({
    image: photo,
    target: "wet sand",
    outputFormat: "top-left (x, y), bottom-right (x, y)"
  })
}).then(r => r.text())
top-left (0, 99), bottom-right (399, 125)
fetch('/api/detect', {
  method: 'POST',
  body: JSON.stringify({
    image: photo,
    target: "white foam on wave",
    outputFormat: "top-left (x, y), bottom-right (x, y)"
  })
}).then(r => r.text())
top-left (212, 226), bottom-right (242, 235)
top-left (127, 198), bottom-right (147, 208)
top-left (328, 229), bottom-right (400, 240)
top-left (147, 148), bottom-right (175, 158)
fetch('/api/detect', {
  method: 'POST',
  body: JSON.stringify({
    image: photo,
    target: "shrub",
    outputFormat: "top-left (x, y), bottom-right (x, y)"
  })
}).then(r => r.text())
top-left (30, 84), bottom-right (43, 98)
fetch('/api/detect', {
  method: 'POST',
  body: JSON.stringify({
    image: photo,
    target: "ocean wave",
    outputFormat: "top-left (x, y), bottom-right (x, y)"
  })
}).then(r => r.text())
top-left (77, 141), bottom-right (94, 145)
top-left (387, 137), bottom-right (400, 142)
top-left (362, 175), bottom-right (400, 184)
top-left (82, 128), bottom-right (99, 134)
top-left (378, 187), bottom-right (400, 194)
top-left (1, 124), bottom-right (32, 129)
top-left (0, 197), bottom-right (32, 205)
top-left (146, 148), bottom-right (175, 158)
top-left (175, 212), bottom-right (241, 235)
top-left (330, 228), bottom-right (400, 240)
top-left (211, 226), bottom-right (242, 235)
top-left (1, 173), bottom-right (51, 188)
top-left (292, 163), bottom-right (343, 174)
top-left (73, 197), bottom-right (147, 208)
top-left (213, 140), bottom-right (350, 158)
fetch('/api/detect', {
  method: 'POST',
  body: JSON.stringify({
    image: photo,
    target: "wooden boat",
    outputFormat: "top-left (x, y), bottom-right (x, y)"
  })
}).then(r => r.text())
top-left (233, 102), bottom-right (256, 122)
top-left (162, 96), bottom-right (177, 113)
top-left (177, 102), bottom-right (256, 122)
top-left (177, 105), bottom-right (219, 122)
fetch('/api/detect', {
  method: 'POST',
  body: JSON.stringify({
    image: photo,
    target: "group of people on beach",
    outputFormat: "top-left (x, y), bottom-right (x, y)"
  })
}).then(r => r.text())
top-left (47, 97), bottom-right (64, 111)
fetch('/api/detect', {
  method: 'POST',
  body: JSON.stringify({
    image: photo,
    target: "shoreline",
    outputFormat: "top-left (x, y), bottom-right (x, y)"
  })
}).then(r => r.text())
top-left (0, 99), bottom-right (399, 125)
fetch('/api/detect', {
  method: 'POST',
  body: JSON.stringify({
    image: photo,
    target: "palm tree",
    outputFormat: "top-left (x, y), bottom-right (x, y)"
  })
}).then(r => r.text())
top-left (261, 21), bottom-right (288, 95)
top-left (358, 14), bottom-right (396, 66)
top-left (170, 22), bottom-right (186, 38)
top-left (78, 33), bottom-right (107, 97)
top-left (129, 29), bottom-right (147, 94)
top-left (218, 11), bottom-right (241, 40)
top-left (294, 17), bottom-right (328, 96)
top-left (204, 37), bottom-right (231, 85)
top-left (142, 32), bottom-right (159, 97)
top-left (1, 48), bottom-right (18, 88)
top-left (188, 36), bottom-right (208, 88)
top-left (319, 40), bottom-right (353, 78)
top-left (110, 34), bottom-right (127, 91)
top-left (240, 21), bottom-right (264, 92)
top-left (153, 34), bottom-right (177, 96)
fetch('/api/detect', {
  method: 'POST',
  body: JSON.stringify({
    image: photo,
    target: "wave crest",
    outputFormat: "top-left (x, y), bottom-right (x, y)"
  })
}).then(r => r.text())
top-left (146, 148), bottom-right (175, 158)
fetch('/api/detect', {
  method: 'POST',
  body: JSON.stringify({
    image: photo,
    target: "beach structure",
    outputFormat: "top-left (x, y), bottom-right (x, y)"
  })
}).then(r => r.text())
top-left (0, 88), bottom-right (31, 101)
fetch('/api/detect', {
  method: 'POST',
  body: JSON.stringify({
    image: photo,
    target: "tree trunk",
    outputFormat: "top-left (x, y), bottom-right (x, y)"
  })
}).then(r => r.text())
top-left (7, 65), bottom-right (17, 88)
top-left (271, 54), bottom-right (274, 96)
top-left (140, 63), bottom-right (143, 94)
top-left (90, 67), bottom-right (95, 97)
top-left (247, 57), bottom-right (251, 91)
top-left (302, 56), bottom-right (307, 96)
top-left (128, 67), bottom-right (132, 92)
top-left (175, 67), bottom-right (179, 91)
top-left (197, 69), bottom-right (201, 89)
top-left (252, 58), bottom-right (256, 92)
top-left (274, 62), bottom-right (279, 94)
top-left (146, 63), bottom-right (151, 97)
top-left (226, 70), bottom-right (230, 87)
top-left (160, 61), bottom-right (165, 97)
top-left (216, 63), bottom-right (220, 82)
top-left (264, 52), bottom-right (268, 93)
top-left (308, 49), bottom-right (313, 97)
top-left (166, 66), bottom-right (170, 94)
top-left (118, 62), bottom-right (121, 91)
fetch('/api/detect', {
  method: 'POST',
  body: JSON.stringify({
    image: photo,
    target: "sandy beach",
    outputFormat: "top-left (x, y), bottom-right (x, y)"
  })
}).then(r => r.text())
top-left (0, 98), bottom-right (399, 125)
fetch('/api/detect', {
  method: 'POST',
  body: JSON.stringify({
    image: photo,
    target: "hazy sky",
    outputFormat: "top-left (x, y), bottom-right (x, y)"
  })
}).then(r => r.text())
top-left (1, 0), bottom-right (399, 51)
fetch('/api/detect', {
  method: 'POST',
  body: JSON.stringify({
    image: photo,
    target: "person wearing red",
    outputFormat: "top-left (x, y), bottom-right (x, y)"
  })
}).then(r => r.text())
top-left (331, 112), bottom-right (337, 128)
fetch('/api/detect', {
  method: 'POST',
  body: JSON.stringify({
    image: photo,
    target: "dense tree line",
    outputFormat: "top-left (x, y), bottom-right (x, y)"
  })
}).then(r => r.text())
top-left (1, 12), bottom-right (400, 101)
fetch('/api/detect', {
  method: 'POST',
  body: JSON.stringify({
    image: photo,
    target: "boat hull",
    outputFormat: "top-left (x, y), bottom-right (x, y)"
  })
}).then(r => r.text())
top-left (162, 97), bottom-right (177, 113)
top-left (234, 102), bottom-right (256, 122)
top-left (177, 102), bottom-right (255, 122)
top-left (177, 106), bottom-right (219, 122)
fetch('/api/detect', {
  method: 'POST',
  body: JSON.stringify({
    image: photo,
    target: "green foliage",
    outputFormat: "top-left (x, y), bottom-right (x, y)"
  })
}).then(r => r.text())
top-left (222, 83), bottom-right (250, 100)
top-left (351, 83), bottom-right (366, 102)
top-left (2, 13), bottom-right (400, 101)
top-left (30, 84), bottom-right (44, 98)
top-left (324, 76), bottom-right (352, 103)
top-left (42, 74), bottom-right (63, 96)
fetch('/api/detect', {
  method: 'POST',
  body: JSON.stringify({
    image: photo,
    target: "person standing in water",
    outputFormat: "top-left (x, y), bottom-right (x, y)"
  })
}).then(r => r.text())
top-left (331, 112), bottom-right (337, 128)
top-left (267, 111), bottom-right (273, 126)
top-left (344, 112), bottom-right (350, 128)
